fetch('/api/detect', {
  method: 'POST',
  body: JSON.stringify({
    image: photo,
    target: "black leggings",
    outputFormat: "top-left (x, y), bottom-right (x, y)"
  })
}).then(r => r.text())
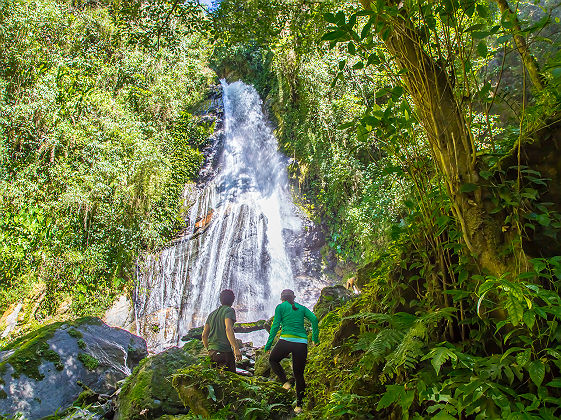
top-left (269, 339), bottom-right (308, 406)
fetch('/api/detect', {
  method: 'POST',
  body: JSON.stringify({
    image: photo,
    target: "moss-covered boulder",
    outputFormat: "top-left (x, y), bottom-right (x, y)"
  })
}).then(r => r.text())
top-left (172, 364), bottom-right (293, 419)
top-left (0, 317), bottom-right (147, 419)
top-left (313, 285), bottom-right (353, 321)
top-left (356, 259), bottom-right (383, 289)
top-left (253, 348), bottom-right (292, 381)
top-left (114, 340), bottom-right (205, 419)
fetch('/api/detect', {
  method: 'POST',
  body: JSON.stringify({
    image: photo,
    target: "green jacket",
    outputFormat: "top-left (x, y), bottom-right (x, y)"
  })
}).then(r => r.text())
top-left (264, 301), bottom-right (319, 351)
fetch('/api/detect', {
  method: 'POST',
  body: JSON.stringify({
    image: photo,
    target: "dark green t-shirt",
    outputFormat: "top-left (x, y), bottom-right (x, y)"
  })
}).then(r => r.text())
top-left (206, 305), bottom-right (236, 352)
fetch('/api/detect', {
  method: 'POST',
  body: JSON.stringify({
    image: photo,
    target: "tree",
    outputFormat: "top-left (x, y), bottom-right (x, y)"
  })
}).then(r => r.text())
top-left (345, 0), bottom-right (561, 276)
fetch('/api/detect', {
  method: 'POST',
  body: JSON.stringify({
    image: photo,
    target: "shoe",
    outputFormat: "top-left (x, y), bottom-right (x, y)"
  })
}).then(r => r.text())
top-left (294, 406), bottom-right (303, 414)
top-left (282, 381), bottom-right (292, 390)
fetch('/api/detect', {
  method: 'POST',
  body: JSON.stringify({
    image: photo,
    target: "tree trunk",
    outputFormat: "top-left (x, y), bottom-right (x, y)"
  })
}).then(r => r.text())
top-left (362, 0), bottom-right (514, 275)
top-left (495, 0), bottom-right (546, 91)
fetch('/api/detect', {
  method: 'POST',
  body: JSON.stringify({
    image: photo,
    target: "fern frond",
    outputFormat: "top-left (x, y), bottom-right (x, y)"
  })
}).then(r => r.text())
top-left (383, 320), bottom-right (427, 375)
top-left (418, 307), bottom-right (457, 324)
top-left (367, 328), bottom-right (404, 362)
top-left (344, 312), bottom-right (392, 324)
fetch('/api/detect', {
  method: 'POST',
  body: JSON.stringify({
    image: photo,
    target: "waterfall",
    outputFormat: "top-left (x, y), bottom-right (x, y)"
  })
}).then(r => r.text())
top-left (134, 80), bottom-right (326, 352)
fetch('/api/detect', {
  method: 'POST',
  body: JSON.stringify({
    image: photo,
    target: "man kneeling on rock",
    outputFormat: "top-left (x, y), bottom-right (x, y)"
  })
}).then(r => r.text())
top-left (202, 289), bottom-right (242, 373)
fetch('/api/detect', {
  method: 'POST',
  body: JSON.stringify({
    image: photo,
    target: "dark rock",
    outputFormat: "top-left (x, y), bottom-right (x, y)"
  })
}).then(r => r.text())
top-left (234, 319), bottom-right (269, 334)
top-left (356, 259), bottom-right (383, 289)
top-left (313, 285), bottom-right (353, 321)
top-left (114, 340), bottom-right (205, 420)
top-left (0, 317), bottom-right (147, 419)
top-left (181, 326), bottom-right (204, 341)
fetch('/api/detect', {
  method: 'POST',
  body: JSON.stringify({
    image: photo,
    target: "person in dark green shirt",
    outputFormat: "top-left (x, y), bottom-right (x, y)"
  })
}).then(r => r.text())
top-left (202, 289), bottom-right (242, 372)
top-left (264, 289), bottom-right (319, 413)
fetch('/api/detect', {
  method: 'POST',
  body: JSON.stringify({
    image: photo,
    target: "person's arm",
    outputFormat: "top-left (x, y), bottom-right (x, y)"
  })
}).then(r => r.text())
top-left (305, 307), bottom-right (319, 345)
top-left (202, 324), bottom-right (210, 350)
top-left (225, 317), bottom-right (242, 361)
top-left (264, 305), bottom-right (282, 351)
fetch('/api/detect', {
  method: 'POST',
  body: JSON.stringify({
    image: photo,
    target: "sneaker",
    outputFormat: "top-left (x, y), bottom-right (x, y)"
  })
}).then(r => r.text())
top-left (294, 406), bottom-right (303, 414)
top-left (282, 381), bottom-right (292, 390)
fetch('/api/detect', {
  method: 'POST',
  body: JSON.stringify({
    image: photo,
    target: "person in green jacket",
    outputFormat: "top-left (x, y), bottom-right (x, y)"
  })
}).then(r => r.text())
top-left (264, 289), bottom-right (319, 413)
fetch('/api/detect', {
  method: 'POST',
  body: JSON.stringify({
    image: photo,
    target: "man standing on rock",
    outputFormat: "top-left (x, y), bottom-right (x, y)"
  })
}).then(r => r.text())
top-left (202, 289), bottom-right (242, 373)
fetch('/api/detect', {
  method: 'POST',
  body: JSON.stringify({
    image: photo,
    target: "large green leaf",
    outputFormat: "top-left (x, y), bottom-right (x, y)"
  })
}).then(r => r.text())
top-left (424, 347), bottom-right (457, 375)
top-left (528, 360), bottom-right (545, 387)
top-left (377, 384), bottom-right (404, 410)
top-left (504, 294), bottom-right (525, 326)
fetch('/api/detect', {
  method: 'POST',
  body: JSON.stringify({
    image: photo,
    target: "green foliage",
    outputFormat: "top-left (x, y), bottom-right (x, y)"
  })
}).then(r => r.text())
top-left (0, 321), bottom-right (63, 380)
top-left (77, 352), bottom-right (99, 371)
top-left (67, 328), bottom-right (82, 339)
top-left (172, 363), bottom-right (293, 419)
top-left (0, 0), bottom-right (215, 322)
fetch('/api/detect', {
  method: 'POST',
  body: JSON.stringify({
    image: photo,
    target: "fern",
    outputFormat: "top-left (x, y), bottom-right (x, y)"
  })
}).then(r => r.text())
top-left (383, 320), bottom-right (427, 375)
top-left (366, 329), bottom-right (404, 362)
top-left (350, 309), bottom-right (455, 376)
top-left (344, 312), bottom-right (393, 324)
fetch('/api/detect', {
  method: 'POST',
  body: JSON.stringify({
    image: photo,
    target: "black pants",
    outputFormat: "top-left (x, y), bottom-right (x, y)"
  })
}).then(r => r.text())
top-left (209, 350), bottom-right (236, 373)
top-left (269, 339), bottom-right (308, 406)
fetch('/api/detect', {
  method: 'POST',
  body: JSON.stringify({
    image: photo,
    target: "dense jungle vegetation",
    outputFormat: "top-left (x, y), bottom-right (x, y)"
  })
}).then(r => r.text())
top-left (0, 0), bottom-right (214, 322)
top-left (2, 0), bottom-right (561, 418)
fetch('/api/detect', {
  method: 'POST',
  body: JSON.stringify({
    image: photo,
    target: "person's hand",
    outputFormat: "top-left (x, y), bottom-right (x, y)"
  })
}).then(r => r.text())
top-left (234, 349), bottom-right (242, 362)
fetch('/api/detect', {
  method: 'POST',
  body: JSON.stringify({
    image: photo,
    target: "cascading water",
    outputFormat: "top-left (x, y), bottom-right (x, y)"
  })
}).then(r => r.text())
top-left (134, 80), bottom-right (326, 352)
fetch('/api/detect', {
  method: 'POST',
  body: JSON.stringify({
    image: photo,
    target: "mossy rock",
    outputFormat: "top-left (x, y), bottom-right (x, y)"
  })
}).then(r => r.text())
top-left (313, 285), bottom-right (352, 321)
top-left (0, 320), bottom-right (65, 381)
top-left (0, 317), bottom-right (147, 419)
top-left (356, 260), bottom-right (383, 289)
top-left (115, 340), bottom-right (205, 419)
top-left (172, 364), bottom-right (293, 419)
top-left (253, 348), bottom-right (292, 380)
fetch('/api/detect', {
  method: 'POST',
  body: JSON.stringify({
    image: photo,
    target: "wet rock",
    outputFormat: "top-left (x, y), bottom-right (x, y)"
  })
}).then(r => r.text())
top-left (133, 306), bottom-right (180, 353)
top-left (114, 340), bottom-right (205, 420)
top-left (103, 295), bottom-right (135, 331)
top-left (181, 326), bottom-right (204, 341)
top-left (0, 303), bottom-right (22, 339)
top-left (313, 285), bottom-right (353, 321)
top-left (0, 317), bottom-right (147, 419)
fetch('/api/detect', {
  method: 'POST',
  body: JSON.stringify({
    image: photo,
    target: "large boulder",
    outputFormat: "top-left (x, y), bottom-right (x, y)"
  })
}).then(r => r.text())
top-left (313, 285), bottom-right (353, 321)
top-left (114, 340), bottom-right (206, 419)
top-left (172, 364), bottom-right (293, 419)
top-left (253, 348), bottom-right (292, 380)
top-left (0, 317), bottom-right (147, 419)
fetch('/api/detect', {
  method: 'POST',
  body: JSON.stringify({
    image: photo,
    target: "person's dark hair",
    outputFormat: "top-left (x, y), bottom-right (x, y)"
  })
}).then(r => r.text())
top-left (281, 289), bottom-right (297, 310)
top-left (220, 289), bottom-right (235, 306)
